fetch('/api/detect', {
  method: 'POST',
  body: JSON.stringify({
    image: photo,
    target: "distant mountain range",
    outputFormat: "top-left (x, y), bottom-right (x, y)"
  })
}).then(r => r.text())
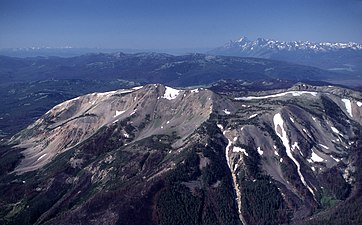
top-left (0, 47), bottom-right (210, 58)
top-left (209, 36), bottom-right (362, 75)
top-left (0, 53), bottom-right (345, 86)
top-left (214, 36), bottom-right (362, 53)
top-left (0, 47), bottom-right (127, 58)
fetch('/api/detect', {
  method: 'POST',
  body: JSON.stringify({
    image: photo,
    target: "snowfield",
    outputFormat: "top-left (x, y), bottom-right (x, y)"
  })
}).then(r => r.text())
top-left (163, 86), bottom-right (181, 100)
top-left (235, 91), bottom-right (318, 100)
top-left (342, 99), bottom-right (353, 117)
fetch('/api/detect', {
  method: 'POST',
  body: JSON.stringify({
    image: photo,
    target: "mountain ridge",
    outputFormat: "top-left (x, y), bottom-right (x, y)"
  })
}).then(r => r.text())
top-left (0, 52), bottom-right (349, 87)
top-left (209, 36), bottom-right (362, 76)
top-left (221, 36), bottom-right (362, 52)
top-left (1, 82), bottom-right (362, 224)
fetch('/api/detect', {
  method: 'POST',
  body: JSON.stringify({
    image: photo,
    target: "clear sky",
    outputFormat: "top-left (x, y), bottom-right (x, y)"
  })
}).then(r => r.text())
top-left (0, 0), bottom-right (361, 50)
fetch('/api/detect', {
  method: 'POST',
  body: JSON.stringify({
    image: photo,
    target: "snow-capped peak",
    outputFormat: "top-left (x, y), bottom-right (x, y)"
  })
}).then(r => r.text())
top-left (224, 36), bottom-right (362, 52)
top-left (237, 36), bottom-right (249, 43)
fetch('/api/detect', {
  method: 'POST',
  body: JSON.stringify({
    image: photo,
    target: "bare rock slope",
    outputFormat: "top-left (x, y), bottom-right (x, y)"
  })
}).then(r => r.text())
top-left (1, 83), bottom-right (362, 225)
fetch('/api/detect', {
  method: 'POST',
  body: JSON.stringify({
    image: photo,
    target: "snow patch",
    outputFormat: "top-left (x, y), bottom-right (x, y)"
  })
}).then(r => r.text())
top-left (163, 86), bottom-right (181, 100)
top-left (130, 109), bottom-right (137, 116)
top-left (114, 110), bottom-right (125, 117)
top-left (311, 151), bottom-right (324, 162)
top-left (37, 153), bottom-right (47, 161)
top-left (291, 142), bottom-right (299, 151)
top-left (97, 90), bottom-right (122, 96)
top-left (273, 113), bottom-right (315, 196)
top-left (249, 113), bottom-right (258, 119)
top-left (342, 99), bottom-right (353, 117)
top-left (234, 164), bottom-right (239, 172)
top-left (257, 147), bottom-right (263, 155)
top-left (290, 117), bottom-right (295, 123)
top-left (319, 144), bottom-right (329, 149)
top-left (235, 91), bottom-right (318, 100)
top-left (274, 150), bottom-right (279, 156)
top-left (223, 109), bottom-right (231, 115)
top-left (357, 101), bottom-right (362, 107)
top-left (217, 124), bottom-right (232, 167)
top-left (233, 147), bottom-right (249, 156)
top-left (132, 86), bottom-right (143, 90)
top-left (190, 88), bottom-right (199, 93)
top-left (331, 155), bottom-right (341, 162)
top-left (331, 126), bottom-right (340, 134)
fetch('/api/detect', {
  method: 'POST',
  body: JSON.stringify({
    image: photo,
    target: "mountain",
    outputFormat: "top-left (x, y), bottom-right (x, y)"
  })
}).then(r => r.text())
top-left (1, 83), bottom-right (361, 225)
top-left (0, 52), bottom-right (350, 138)
top-left (1, 51), bottom-right (349, 140)
top-left (212, 36), bottom-right (362, 55)
top-left (209, 37), bottom-right (362, 80)
top-left (0, 52), bottom-right (344, 86)
top-left (0, 47), bottom-right (125, 58)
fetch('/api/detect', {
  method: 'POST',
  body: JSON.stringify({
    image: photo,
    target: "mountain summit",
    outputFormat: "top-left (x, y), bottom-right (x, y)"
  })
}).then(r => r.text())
top-left (1, 83), bottom-right (362, 224)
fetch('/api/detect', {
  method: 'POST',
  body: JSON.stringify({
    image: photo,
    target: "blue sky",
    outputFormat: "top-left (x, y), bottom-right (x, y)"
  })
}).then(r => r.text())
top-left (0, 0), bottom-right (361, 50)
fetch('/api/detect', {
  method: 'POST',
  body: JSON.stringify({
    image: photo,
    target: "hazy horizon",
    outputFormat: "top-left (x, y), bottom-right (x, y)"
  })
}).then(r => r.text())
top-left (1, 0), bottom-right (361, 50)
